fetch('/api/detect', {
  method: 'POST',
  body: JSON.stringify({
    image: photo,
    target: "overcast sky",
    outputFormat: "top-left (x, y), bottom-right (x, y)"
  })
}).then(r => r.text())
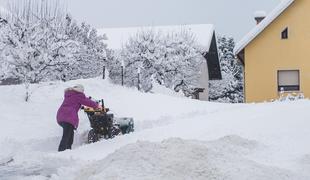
top-left (1, 0), bottom-right (281, 40)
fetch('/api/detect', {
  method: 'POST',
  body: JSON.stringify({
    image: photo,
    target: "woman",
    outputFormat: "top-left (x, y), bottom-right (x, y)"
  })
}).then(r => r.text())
top-left (56, 84), bottom-right (100, 152)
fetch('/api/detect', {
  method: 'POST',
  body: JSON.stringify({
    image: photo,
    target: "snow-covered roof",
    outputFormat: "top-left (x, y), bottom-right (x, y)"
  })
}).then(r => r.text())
top-left (98, 24), bottom-right (215, 52)
top-left (234, 0), bottom-right (295, 55)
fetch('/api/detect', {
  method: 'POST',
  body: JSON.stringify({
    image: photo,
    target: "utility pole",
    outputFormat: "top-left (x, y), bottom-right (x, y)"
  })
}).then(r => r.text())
top-left (121, 60), bottom-right (125, 86)
top-left (137, 67), bottom-right (141, 91)
top-left (102, 66), bottom-right (106, 79)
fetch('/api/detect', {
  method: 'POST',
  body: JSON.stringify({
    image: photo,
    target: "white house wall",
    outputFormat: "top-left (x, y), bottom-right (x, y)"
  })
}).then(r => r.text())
top-left (198, 59), bottom-right (209, 101)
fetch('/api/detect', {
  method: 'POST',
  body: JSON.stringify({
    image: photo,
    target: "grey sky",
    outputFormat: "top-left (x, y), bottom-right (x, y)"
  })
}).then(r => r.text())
top-left (1, 0), bottom-right (281, 40)
top-left (66, 0), bottom-right (281, 40)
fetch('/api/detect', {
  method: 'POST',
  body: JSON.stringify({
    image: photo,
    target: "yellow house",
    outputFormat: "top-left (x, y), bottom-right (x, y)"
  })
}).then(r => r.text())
top-left (235, 0), bottom-right (310, 103)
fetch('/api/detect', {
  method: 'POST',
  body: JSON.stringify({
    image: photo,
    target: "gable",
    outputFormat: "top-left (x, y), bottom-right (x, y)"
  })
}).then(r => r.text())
top-left (244, 0), bottom-right (309, 60)
top-left (205, 33), bottom-right (222, 80)
top-left (234, 0), bottom-right (295, 55)
top-left (238, 0), bottom-right (310, 102)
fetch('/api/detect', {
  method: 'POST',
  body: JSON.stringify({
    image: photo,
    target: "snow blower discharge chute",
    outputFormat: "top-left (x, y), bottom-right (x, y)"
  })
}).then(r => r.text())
top-left (82, 99), bottom-right (134, 143)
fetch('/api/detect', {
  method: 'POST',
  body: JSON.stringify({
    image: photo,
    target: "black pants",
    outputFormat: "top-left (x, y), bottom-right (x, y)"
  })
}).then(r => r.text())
top-left (58, 122), bottom-right (74, 152)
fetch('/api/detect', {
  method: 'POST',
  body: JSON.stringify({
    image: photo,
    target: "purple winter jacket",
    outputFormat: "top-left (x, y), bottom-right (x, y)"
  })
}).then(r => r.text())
top-left (57, 89), bottom-right (98, 128)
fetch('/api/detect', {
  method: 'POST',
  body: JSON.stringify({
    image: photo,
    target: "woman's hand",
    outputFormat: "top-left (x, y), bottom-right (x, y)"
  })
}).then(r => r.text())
top-left (97, 104), bottom-right (103, 109)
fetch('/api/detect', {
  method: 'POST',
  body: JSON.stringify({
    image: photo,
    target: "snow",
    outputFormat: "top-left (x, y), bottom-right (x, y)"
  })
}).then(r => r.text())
top-left (150, 83), bottom-right (184, 97)
top-left (98, 24), bottom-right (215, 52)
top-left (234, 0), bottom-right (295, 54)
top-left (0, 78), bottom-right (310, 179)
top-left (254, 11), bottom-right (267, 18)
top-left (75, 137), bottom-right (298, 180)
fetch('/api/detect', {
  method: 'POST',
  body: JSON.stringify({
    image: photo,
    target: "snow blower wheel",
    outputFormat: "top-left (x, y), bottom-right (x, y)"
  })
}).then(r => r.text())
top-left (88, 129), bottom-right (99, 143)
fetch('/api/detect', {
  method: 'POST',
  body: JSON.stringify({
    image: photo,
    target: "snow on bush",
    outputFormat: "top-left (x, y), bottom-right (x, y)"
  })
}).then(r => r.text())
top-left (278, 92), bottom-right (305, 102)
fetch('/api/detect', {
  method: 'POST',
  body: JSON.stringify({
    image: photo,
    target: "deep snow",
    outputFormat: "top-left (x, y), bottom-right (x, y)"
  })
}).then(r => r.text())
top-left (0, 78), bottom-right (310, 180)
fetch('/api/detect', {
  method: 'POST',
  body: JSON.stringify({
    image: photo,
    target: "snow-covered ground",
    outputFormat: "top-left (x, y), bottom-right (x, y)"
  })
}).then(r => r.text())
top-left (0, 78), bottom-right (310, 180)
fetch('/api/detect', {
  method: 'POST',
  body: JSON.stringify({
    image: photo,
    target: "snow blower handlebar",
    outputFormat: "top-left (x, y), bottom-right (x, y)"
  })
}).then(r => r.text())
top-left (81, 98), bottom-right (109, 113)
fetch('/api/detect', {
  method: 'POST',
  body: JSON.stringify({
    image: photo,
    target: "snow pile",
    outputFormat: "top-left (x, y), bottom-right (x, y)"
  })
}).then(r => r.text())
top-left (53, 137), bottom-right (305, 180)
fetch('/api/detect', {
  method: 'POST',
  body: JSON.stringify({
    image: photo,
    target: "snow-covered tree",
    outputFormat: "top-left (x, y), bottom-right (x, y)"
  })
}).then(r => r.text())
top-left (0, 1), bottom-right (79, 101)
top-left (160, 30), bottom-right (203, 96)
top-left (106, 49), bottom-right (123, 84)
top-left (107, 28), bottom-right (203, 95)
top-left (61, 17), bottom-right (108, 81)
top-left (121, 30), bottom-right (163, 92)
top-left (0, 0), bottom-right (108, 101)
top-left (0, 17), bottom-right (9, 81)
top-left (209, 36), bottom-right (244, 103)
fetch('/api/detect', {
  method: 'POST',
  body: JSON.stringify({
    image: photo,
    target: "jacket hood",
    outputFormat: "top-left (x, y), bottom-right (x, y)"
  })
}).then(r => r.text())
top-left (64, 89), bottom-right (83, 98)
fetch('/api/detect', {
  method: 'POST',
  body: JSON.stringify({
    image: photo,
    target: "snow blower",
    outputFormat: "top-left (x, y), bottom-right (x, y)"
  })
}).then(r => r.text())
top-left (82, 99), bottom-right (134, 143)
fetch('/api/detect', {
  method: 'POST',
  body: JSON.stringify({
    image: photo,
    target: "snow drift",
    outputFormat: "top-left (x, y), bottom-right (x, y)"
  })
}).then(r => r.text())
top-left (69, 137), bottom-right (301, 180)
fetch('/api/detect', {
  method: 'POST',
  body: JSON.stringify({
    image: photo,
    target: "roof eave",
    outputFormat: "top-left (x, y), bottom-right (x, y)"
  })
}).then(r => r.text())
top-left (236, 49), bottom-right (245, 66)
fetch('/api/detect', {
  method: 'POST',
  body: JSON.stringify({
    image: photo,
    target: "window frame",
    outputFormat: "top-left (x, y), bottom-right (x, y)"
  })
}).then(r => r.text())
top-left (281, 27), bottom-right (289, 39)
top-left (277, 70), bottom-right (300, 92)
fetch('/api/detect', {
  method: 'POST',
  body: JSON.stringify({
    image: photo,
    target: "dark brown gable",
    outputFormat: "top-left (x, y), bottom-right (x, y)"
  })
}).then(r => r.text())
top-left (205, 33), bottom-right (222, 80)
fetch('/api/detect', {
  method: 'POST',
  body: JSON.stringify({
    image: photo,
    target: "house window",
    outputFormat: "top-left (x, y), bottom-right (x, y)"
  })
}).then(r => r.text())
top-left (278, 70), bottom-right (300, 92)
top-left (281, 28), bottom-right (288, 39)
